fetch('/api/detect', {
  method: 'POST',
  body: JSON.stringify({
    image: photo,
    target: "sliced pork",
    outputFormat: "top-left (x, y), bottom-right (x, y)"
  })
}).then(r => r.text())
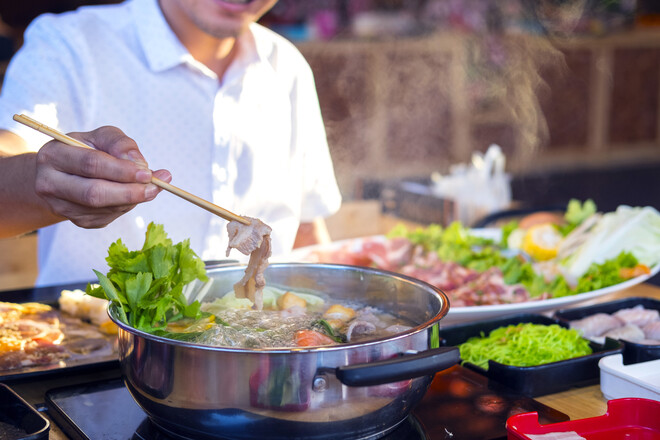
top-left (613, 305), bottom-right (660, 327)
top-left (226, 217), bottom-right (272, 310)
top-left (345, 320), bottom-right (377, 342)
top-left (642, 321), bottom-right (660, 340)
top-left (306, 237), bottom-right (534, 306)
top-left (569, 313), bottom-right (623, 338)
top-left (602, 323), bottom-right (646, 342)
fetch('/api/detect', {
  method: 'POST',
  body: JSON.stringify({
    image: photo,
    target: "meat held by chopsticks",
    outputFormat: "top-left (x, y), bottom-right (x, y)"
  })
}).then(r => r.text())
top-left (226, 217), bottom-right (272, 310)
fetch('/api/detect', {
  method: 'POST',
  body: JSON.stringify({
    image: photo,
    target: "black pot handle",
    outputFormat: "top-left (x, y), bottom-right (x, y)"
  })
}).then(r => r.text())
top-left (335, 346), bottom-right (460, 387)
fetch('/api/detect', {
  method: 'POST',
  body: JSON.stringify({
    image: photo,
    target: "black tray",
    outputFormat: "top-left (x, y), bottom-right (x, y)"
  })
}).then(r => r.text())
top-left (438, 314), bottom-right (624, 397)
top-left (0, 282), bottom-right (119, 382)
top-left (0, 383), bottom-right (49, 439)
top-left (554, 297), bottom-right (660, 364)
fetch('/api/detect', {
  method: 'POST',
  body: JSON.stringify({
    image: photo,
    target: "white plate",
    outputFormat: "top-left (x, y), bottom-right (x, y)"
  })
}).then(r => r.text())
top-left (279, 232), bottom-right (660, 325)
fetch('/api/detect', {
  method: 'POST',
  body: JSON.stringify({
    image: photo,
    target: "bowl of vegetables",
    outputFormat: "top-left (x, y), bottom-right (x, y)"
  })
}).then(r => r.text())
top-left (438, 314), bottom-right (624, 396)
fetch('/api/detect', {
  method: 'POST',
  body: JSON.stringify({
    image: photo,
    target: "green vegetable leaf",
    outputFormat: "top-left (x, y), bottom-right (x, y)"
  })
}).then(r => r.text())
top-left (106, 240), bottom-right (151, 274)
top-left (313, 319), bottom-right (345, 343)
top-left (93, 269), bottom-right (128, 323)
top-left (125, 272), bottom-right (153, 326)
top-left (564, 198), bottom-right (597, 226)
top-left (499, 220), bottom-right (519, 248)
top-left (148, 245), bottom-right (174, 280)
top-left (87, 222), bottom-right (208, 332)
top-left (142, 223), bottom-right (172, 250)
top-left (387, 219), bottom-right (651, 303)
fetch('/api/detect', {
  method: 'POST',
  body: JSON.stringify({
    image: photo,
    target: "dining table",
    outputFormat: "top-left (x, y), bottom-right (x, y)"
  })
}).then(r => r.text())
top-left (533, 281), bottom-right (660, 421)
top-left (1, 278), bottom-right (659, 439)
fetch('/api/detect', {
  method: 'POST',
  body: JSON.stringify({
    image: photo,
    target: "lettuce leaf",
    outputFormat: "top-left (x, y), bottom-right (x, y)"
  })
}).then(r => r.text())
top-left (561, 205), bottom-right (660, 279)
top-left (86, 222), bottom-right (209, 332)
top-left (561, 198), bottom-right (597, 235)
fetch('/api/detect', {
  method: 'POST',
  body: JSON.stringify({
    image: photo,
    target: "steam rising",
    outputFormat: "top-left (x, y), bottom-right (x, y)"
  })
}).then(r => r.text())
top-left (301, 0), bottom-right (606, 192)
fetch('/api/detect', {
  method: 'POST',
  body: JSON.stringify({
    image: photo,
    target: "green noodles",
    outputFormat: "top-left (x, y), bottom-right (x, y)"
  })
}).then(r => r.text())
top-left (458, 323), bottom-right (593, 370)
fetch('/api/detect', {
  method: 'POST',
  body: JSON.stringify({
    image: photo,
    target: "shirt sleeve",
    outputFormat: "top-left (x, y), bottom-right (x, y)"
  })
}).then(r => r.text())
top-left (291, 58), bottom-right (342, 222)
top-left (0, 14), bottom-right (88, 151)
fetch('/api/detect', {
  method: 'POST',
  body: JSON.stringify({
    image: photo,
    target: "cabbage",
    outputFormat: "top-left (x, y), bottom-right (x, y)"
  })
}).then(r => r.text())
top-left (204, 286), bottom-right (325, 313)
top-left (203, 292), bottom-right (255, 313)
top-left (561, 205), bottom-right (660, 279)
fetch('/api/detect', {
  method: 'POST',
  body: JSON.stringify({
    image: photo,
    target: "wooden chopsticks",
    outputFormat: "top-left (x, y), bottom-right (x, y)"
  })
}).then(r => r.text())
top-left (13, 114), bottom-right (250, 225)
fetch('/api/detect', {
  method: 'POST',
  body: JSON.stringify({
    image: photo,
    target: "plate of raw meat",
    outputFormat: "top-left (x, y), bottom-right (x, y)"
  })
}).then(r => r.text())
top-left (282, 233), bottom-right (659, 325)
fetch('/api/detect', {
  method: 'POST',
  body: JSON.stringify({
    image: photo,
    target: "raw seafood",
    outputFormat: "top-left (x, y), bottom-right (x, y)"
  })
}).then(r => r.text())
top-left (613, 305), bottom-right (659, 327)
top-left (568, 305), bottom-right (660, 344)
top-left (568, 313), bottom-right (623, 338)
top-left (226, 217), bottom-right (272, 310)
top-left (642, 321), bottom-right (660, 340)
top-left (602, 323), bottom-right (645, 342)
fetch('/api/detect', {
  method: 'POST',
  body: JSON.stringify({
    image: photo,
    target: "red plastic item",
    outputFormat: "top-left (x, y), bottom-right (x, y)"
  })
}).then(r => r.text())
top-left (507, 398), bottom-right (660, 440)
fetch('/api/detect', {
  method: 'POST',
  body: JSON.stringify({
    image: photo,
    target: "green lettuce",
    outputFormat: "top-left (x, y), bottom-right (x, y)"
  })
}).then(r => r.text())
top-left (562, 205), bottom-right (660, 279)
top-left (86, 222), bottom-right (209, 331)
top-left (560, 198), bottom-right (597, 235)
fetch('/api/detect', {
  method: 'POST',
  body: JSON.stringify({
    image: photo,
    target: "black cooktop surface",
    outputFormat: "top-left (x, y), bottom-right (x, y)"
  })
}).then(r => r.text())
top-left (43, 365), bottom-right (568, 440)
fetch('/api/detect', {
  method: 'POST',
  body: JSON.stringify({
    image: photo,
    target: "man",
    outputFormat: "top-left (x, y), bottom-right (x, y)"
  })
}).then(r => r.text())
top-left (0, 0), bottom-right (342, 285)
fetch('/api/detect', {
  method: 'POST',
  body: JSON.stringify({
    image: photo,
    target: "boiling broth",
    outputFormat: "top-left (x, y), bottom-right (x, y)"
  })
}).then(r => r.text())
top-left (184, 287), bottom-right (414, 349)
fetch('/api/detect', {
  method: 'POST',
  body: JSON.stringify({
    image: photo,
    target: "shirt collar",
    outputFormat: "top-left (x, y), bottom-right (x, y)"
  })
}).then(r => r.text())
top-left (133, 0), bottom-right (274, 78)
top-left (133, 0), bottom-right (190, 73)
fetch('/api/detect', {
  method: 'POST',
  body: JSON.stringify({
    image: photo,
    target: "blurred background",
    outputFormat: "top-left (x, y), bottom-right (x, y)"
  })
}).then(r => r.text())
top-left (1, 0), bottom-right (659, 287)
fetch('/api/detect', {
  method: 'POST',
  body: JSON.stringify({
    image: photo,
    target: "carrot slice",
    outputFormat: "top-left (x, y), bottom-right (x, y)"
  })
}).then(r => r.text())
top-left (294, 330), bottom-right (336, 347)
top-left (619, 264), bottom-right (651, 279)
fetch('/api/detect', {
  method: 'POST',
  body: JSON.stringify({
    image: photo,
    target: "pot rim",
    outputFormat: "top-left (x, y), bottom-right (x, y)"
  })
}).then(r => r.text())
top-left (108, 262), bottom-right (450, 354)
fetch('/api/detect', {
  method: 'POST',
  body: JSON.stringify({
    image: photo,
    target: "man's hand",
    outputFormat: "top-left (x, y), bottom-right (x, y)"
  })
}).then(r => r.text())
top-left (0, 126), bottom-right (171, 237)
top-left (33, 126), bottom-right (171, 228)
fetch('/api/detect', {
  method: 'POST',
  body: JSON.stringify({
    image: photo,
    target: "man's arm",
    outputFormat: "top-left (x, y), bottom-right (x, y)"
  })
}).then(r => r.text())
top-left (0, 128), bottom-right (171, 239)
top-left (0, 129), bottom-right (57, 237)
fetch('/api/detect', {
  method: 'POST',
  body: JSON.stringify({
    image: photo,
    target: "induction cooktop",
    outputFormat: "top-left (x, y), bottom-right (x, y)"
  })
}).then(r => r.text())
top-left (43, 365), bottom-right (567, 440)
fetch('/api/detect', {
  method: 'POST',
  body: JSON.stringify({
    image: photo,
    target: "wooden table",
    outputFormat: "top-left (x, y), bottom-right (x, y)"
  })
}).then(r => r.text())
top-left (535, 282), bottom-right (660, 420)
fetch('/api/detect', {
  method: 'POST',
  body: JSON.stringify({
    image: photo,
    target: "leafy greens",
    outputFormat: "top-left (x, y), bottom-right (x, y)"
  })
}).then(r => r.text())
top-left (458, 323), bottom-right (593, 370)
top-left (387, 218), bottom-right (642, 299)
top-left (86, 222), bottom-right (209, 332)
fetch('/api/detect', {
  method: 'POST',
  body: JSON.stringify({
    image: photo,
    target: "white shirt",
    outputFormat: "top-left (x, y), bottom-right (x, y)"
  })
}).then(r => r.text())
top-left (0, 0), bottom-right (342, 286)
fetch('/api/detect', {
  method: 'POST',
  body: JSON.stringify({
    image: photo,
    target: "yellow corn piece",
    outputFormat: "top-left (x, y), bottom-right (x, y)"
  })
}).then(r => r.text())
top-left (522, 224), bottom-right (563, 261)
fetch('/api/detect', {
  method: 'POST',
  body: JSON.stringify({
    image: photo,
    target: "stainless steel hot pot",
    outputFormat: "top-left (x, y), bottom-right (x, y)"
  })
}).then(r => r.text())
top-left (110, 263), bottom-right (459, 440)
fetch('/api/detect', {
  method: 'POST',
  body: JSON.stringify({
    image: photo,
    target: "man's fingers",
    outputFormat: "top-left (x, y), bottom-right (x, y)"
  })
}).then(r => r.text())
top-left (152, 168), bottom-right (172, 183)
top-left (73, 126), bottom-right (148, 167)
top-left (35, 171), bottom-right (157, 208)
top-left (47, 199), bottom-right (136, 229)
top-left (38, 140), bottom-right (152, 184)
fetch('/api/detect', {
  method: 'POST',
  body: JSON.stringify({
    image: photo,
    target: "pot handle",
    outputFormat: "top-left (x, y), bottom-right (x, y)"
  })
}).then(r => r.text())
top-left (334, 346), bottom-right (460, 387)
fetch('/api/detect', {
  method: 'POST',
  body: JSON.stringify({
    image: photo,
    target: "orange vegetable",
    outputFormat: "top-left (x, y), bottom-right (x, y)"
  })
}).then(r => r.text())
top-left (619, 264), bottom-right (651, 279)
top-left (294, 330), bottom-right (336, 347)
top-left (519, 212), bottom-right (565, 229)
